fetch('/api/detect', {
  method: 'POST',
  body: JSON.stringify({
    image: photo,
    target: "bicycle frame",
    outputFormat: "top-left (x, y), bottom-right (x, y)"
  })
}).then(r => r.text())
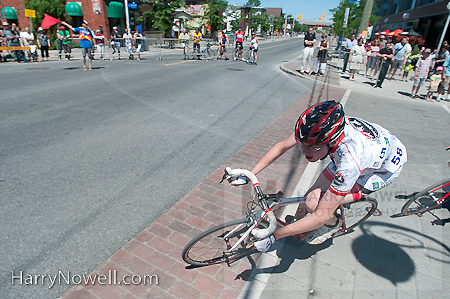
top-left (221, 167), bottom-right (359, 253)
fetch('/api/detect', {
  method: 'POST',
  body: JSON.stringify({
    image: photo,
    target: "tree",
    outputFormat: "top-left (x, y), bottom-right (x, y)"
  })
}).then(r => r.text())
top-left (253, 13), bottom-right (271, 35)
top-left (203, 0), bottom-right (228, 37)
top-left (294, 23), bottom-right (309, 33)
top-left (245, 0), bottom-right (261, 35)
top-left (24, 0), bottom-right (67, 48)
top-left (148, 0), bottom-right (186, 36)
top-left (329, 0), bottom-right (379, 37)
top-left (229, 5), bottom-right (241, 31)
top-left (273, 16), bottom-right (284, 32)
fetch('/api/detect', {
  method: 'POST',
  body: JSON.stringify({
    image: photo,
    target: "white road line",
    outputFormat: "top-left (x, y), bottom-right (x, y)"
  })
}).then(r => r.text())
top-left (442, 104), bottom-right (450, 115)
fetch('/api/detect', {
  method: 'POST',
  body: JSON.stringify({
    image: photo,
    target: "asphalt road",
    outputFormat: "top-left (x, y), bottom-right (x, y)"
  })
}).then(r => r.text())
top-left (0, 38), bottom-right (314, 298)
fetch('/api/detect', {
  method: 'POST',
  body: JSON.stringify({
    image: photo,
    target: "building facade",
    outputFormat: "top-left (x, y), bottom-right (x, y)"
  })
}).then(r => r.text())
top-left (373, 0), bottom-right (450, 48)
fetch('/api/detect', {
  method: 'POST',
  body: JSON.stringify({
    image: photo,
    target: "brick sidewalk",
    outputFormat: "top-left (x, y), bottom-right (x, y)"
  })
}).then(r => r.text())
top-left (61, 83), bottom-right (345, 299)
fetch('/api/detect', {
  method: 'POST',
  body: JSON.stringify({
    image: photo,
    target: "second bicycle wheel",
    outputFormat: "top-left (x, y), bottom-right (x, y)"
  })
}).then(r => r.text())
top-left (182, 218), bottom-right (266, 266)
top-left (206, 48), bottom-right (215, 60)
top-left (333, 197), bottom-right (378, 237)
top-left (401, 179), bottom-right (450, 216)
top-left (245, 50), bottom-right (254, 64)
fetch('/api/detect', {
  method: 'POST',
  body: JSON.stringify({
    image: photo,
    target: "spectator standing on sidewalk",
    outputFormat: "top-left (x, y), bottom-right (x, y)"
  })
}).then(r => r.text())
top-left (389, 36), bottom-right (411, 79)
top-left (402, 60), bottom-right (413, 81)
top-left (36, 27), bottom-right (50, 61)
top-left (94, 29), bottom-right (106, 60)
top-left (315, 33), bottom-right (329, 76)
top-left (179, 28), bottom-right (190, 60)
top-left (411, 48), bottom-right (433, 98)
top-left (437, 51), bottom-right (450, 102)
top-left (365, 39), bottom-right (380, 80)
top-left (375, 42), bottom-right (394, 88)
top-left (300, 27), bottom-right (316, 75)
top-left (57, 25), bottom-right (71, 60)
top-left (4, 24), bottom-right (27, 62)
top-left (61, 20), bottom-right (94, 70)
top-left (342, 34), bottom-right (357, 74)
top-left (427, 66), bottom-right (443, 102)
top-left (435, 44), bottom-right (449, 68)
top-left (133, 28), bottom-right (143, 60)
top-left (349, 38), bottom-right (366, 80)
top-left (123, 28), bottom-right (133, 60)
top-left (20, 27), bottom-right (34, 61)
top-left (110, 26), bottom-right (121, 60)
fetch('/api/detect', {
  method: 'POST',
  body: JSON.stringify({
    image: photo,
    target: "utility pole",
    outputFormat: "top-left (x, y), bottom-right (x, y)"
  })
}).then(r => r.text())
top-left (357, 0), bottom-right (373, 36)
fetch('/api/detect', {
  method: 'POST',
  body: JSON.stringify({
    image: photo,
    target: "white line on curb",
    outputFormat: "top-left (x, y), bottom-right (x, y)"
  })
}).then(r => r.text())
top-left (237, 89), bottom-right (351, 299)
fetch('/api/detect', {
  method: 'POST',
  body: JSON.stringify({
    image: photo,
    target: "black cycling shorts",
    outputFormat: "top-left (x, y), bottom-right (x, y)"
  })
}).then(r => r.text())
top-left (236, 42), bottom-right (243, 50)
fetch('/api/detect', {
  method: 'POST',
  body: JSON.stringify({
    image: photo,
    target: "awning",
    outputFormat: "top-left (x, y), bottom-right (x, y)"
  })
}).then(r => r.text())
top-left (107, 1), bottom-right (125, 19)
top-left (65, 2), bottom-right (83, 17)
top-left (1, 7), bottom-right (18, 20)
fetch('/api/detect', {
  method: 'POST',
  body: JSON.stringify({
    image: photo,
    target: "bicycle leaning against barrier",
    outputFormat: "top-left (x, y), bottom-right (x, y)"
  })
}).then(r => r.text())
top-left (182, 100), bottom-right (407, 266)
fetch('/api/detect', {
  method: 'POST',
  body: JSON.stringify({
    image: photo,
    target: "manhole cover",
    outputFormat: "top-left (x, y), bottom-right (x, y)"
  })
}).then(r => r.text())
top-left (226, 68), bottom-right (244, 71)
top-left (26, 67), bottom-right (49, 70)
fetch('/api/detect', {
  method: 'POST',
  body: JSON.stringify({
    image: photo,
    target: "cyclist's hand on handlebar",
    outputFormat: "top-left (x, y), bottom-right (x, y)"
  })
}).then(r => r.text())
top-left (253, 234), bottom-right (276, 252)
top-left (229, 175), bottom-right (249, 186)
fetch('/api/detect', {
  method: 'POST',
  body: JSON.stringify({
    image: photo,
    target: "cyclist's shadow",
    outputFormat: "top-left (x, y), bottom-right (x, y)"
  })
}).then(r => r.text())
top-left (235, 237), bottom-right (331, 280)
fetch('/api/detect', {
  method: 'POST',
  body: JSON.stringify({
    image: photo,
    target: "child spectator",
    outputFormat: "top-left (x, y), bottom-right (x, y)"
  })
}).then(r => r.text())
top-left (402, 59), bottom-right (413, 82)
top-left (427, 66), bottom-right (443, 101)
top-left (411, 48), bottom-right (433, 98)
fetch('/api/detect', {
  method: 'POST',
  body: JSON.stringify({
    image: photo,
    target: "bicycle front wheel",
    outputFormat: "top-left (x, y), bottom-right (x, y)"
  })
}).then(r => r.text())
top-left (401, 179), bottom-right (450, 216)
top-left (246, 50), bottom-right (255, 64)
top-left (206, 48), bottom-right (215, 60)
top-left (334, 197), bottom-right (378, 237)
top-left (182, 218), bottom-right (259, 266)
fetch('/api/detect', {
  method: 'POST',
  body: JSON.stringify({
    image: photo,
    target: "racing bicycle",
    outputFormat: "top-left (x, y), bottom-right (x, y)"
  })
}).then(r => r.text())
top-left (233, 45), bottom-right (244, 61)
top-left (245, 48), bottom-right (257, 65)
top-left (182, 167), bottom-right (379, 266)
top-left (191, 43), bottom-right (215, 61)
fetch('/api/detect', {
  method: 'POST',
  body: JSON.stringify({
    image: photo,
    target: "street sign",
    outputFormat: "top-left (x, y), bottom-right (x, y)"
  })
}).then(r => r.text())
top-left (128, 2), bottom-right (137, 9)
top-left (343, 7), bottom-right (350, 28)
top-left (25, 9), bottom-right (36, 18)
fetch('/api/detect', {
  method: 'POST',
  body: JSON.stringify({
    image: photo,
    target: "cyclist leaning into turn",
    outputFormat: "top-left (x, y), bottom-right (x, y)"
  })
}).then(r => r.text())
top-left (217, 30), bottom-right (229, 60)
top-left (234, 26), bottom-right (245, 60)
top-left (232, 101), bottom-right (407, 252)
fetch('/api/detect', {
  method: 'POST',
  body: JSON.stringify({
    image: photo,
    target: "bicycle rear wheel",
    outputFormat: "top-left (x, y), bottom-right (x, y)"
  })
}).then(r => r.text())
top-left (182, 218), bottom-right (265, 266)
top-left (333, 197), bottom-right (378, 237)
top-left (401, 179), bottom-right (450, 216)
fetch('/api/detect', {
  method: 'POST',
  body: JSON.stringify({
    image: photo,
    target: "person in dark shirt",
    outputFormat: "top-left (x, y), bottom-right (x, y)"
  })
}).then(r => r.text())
top-left (300, 27), bottom-right (316, 74)
top-left (375, 42), bottom-right (394, 88)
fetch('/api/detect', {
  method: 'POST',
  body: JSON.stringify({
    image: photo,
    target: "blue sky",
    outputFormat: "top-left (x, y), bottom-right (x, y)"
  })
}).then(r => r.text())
top-left (232, 0), bottom-right (343, 22)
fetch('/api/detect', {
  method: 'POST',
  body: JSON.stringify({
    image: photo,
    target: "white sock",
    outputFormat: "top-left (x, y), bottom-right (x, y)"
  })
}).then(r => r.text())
top-left (447, 94), bottom-right (450, 100)
top-left (437, 94), bottom-right (442, 101)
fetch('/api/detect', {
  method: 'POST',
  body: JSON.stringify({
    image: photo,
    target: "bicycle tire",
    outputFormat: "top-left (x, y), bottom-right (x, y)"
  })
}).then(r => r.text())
top-left (333, 197), bottom-right (378, 237)
top-left (206, 48), bottom-right (215, 60)
top-left (246, 50), bottom-right (254, 64)
top-left (182, 218), bottom-right (267, 266)
top-left (401, 179), bottom-right (450, 216)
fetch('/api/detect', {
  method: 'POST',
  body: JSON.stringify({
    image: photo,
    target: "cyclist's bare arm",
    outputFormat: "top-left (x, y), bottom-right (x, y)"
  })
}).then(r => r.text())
top-left (273, 190), bottom-right (344, 240)
top-left (251, 132), bottom-right (297, 175)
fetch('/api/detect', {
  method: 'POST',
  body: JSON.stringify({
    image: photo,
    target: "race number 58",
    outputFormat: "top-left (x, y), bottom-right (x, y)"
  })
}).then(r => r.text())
top-left (391, 148), bottom-right (403, 165)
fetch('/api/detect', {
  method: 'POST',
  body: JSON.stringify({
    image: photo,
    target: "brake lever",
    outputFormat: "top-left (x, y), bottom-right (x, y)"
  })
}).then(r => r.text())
top-left (219, 169), bottom-right (231, 183)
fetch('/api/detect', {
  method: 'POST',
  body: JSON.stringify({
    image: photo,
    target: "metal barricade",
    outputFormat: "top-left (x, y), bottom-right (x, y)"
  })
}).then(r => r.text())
top-left (325, 49), bottom-right (369, 76)
top-left (108, 37), bottom-right (159, 60)
top-left (157, 38), bottom-right (217, 60)
top-left (158, 38), bottom-right (187, 60)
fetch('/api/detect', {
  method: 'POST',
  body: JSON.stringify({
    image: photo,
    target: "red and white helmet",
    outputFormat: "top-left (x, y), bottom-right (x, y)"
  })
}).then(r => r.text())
top-left (295, 101), bottom-right (345, 146)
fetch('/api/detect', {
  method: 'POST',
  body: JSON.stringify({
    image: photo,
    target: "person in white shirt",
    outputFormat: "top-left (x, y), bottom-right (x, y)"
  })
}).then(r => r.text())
top-left (123, 28), bottom-right (133, 60)
top-left (250, 33), bottom-right (258, 64)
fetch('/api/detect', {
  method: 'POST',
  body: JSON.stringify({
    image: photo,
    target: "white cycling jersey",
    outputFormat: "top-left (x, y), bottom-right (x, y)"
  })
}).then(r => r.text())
top-left (325, 117), bottom-right (407, 196)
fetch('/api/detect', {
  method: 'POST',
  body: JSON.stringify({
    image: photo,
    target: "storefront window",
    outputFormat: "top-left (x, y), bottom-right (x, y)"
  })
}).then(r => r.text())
top-left (418, 0), bottom-right (443, 7)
